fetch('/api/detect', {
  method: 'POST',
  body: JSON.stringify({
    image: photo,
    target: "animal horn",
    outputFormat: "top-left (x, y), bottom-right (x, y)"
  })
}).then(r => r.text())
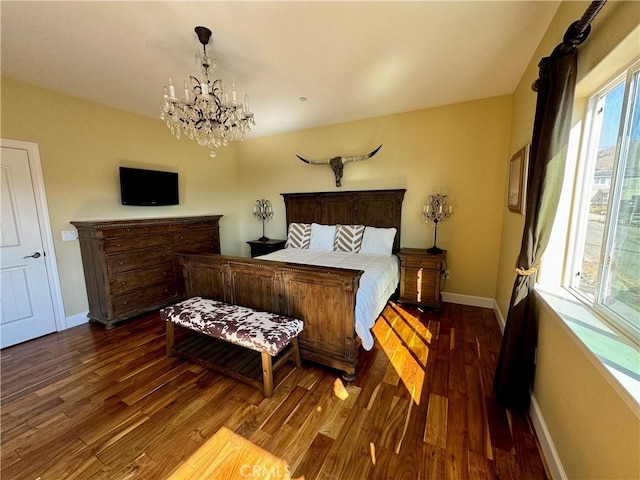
top-left (341, 144), bottom-right (383, 164)
top-left (296, 154), bottom-right (331, 165)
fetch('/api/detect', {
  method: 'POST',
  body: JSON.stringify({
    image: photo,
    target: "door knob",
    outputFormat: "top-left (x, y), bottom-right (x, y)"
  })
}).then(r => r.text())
top-left (23, 252), bottom-right (42, 259)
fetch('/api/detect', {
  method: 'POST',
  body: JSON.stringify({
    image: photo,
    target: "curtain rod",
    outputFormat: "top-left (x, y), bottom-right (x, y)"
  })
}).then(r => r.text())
top-left (556, 0), bottom-right (608, 56)
top-left (533, 0), bottom-right (607, 91)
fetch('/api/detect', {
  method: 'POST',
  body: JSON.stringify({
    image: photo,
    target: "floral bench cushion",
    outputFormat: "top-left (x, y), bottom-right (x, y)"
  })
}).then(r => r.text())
top-left (160, 296), bottom-right (303, 357)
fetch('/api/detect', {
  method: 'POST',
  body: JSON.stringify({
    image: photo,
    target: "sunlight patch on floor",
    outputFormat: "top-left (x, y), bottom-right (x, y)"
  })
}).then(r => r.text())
top-left (168, 426), bottom-right (298, 480)
top-left (333, 378), bottom-right (349, 400)
top-left (373, 302), bottom-right (433, 404)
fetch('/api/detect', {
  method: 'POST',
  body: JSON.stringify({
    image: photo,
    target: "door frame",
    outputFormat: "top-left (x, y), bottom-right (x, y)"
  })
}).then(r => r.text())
top-left (2, 138), bottom-right (66, 332)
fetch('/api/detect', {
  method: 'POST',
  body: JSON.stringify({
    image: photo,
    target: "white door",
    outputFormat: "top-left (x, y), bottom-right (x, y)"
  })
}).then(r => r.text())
top-left (1, 143), bottom-right (58, 347)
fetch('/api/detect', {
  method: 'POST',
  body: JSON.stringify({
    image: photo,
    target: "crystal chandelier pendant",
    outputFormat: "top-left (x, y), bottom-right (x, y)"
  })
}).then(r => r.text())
top-left (253, 199), bottom-right (274, 242)
top-left (160, 26), bottom-right (255, 157)
top-left (422, 193), bottom-right (453, 254)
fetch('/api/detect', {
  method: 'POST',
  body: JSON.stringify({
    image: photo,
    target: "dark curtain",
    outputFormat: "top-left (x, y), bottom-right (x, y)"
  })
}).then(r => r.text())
top-left (493, 2), bottom-right (606, 413)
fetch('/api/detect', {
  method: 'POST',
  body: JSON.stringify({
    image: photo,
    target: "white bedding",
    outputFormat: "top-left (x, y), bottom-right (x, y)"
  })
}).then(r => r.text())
top-left (257, 248), bottom-right (399, 350)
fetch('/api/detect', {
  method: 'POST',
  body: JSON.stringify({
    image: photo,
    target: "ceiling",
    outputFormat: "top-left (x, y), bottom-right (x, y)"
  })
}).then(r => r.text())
top-left (1, 1), bottom-right (561, 139)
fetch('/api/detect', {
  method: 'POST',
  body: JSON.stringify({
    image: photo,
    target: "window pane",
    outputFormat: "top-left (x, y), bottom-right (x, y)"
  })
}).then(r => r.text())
top-left (603, 76), bottom-right (640, 333)
top-left (577, 82), bottom-right (625, 298)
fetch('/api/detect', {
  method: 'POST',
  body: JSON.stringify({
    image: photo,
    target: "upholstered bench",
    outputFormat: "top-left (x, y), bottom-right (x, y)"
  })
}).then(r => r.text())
top-left (160, 296), bottom-right (303, 397)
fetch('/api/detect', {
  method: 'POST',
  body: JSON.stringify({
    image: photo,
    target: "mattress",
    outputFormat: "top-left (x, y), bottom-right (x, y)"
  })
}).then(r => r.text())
top-left (257, 248), bottom-right (399, 350)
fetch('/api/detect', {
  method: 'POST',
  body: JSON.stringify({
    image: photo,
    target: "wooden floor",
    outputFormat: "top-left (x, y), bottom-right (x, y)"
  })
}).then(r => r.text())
top-left (1, 302), bottom-right (549, 480)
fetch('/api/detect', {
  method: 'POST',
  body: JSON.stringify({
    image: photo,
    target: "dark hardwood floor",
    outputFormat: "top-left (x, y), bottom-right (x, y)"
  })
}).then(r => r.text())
top-left (1, 301), bottom-right (549, 479)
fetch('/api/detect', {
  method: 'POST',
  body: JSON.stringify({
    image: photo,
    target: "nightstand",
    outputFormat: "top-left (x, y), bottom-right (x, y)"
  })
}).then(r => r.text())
top-left (247, 239), bottom-right (286, 258)
top-left (397, 248), bottom-right (446, 310)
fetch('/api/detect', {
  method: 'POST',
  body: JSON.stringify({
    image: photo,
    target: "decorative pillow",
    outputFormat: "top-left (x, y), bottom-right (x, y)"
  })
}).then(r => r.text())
top-left (309, 223), bottom-right (336, 251)
top-left (285, 223), bottom-right (311, 249)
top-left (333, 224), bottom-right (365, 253)
top-left (359, 226), bottom-right (397, 255)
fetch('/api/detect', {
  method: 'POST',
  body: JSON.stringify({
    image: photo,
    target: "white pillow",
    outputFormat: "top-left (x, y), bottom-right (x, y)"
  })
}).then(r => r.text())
top-left (359, 226), bottom-right (397, 255)
top-left (309, 223), bottom-right (336, 251)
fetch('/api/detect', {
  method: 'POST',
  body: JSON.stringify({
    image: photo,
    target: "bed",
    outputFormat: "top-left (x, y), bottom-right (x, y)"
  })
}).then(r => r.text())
top-left (177, 189), bottom-right (405, 380)
top-left (256, 249), bottom-right (399, 352)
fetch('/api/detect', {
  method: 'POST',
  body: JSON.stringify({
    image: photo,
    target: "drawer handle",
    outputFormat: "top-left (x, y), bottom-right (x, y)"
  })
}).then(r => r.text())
top-left (115, 243), bottom-right (121, 247)
top-left (163, 271), bottom-right (168, 275)
top-left (121, 281), bottom-right (126, 285)
top-left (119, 261), bottom-right (124, 266)
top-left (123, 301), bottom-right (128, 305)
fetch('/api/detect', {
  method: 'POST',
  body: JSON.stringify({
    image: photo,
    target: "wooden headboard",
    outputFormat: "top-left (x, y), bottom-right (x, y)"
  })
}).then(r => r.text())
top-left (281, 189), bottom-right (406, 252)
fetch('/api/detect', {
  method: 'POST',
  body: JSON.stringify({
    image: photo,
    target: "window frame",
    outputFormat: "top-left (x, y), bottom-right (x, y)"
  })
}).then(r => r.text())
top-left (567, 58), bottom-right (640, 345)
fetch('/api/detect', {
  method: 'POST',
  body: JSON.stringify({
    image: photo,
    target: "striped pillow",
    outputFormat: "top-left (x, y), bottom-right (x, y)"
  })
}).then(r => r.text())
top-left (333, 224), bottom-right (365, 253)
top-left (286, 223), bottom-right (311, 249)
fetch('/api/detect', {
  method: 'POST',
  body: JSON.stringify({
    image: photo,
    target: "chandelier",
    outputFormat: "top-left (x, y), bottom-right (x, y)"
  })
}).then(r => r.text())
top-left (422, 193), bottom-right (453, 254)
top-left (160, 26), bottom-right (255, 157)
top-left (253, 199), bottom-right (274, 242)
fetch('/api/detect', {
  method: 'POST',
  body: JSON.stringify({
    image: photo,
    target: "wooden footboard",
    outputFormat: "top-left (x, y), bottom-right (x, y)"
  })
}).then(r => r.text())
top-left (177, 253), bottom-right (364, 379)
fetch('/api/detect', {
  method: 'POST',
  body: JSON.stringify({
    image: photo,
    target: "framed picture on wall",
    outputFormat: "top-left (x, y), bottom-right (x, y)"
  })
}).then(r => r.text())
top-left (508, 144), bottom-right (529, 214)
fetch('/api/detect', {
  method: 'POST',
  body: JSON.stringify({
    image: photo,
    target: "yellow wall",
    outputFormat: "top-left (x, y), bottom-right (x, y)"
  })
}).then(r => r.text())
top-left (536, 298), bottom-right (640, 479)
top-left (494, 1), bottom-right (640, 478)
top-left (1, 77), bottom-right (242, 317)
top-left (236, 97), bottom-right (512, 298)
top-left (1, 77), bottom-right (511, 317)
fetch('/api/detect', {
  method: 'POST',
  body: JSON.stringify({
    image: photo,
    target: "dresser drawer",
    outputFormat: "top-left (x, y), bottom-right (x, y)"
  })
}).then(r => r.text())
top-left (171, 230), bottom-right (218, 246)
top-left (173, 240), bottom-right (220, 255)
top-left (166, 220), bottom-right (219, 231)
top-left (112, 281), bottom-right (178, 316)
top-left (401, 281), bottom-right (437, 301)
top-left (403, 267), bottom-right (437, 286)
top-left (99, 225), bottom-right (156, 239)
top-left (107, 247), bottom-right (173, 274)
top-left (104, 234), bottom-right (171, 254)
top-left (400, 282), bottom-right (437, 304)
top-left (400, 257), bottom-right (441, 269)
top-left (109, 263), bottom-right (174, 295)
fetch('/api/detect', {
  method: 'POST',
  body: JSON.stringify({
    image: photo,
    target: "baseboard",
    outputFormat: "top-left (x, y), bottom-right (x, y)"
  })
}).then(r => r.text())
top-left (64, 311), bottom-right (89, 329)
top-left (530, 394), bottom-right (567, 480)
top-left (493, 300), bottom-right (506, 333)
top-left (441, 292), bottom-right (494, 309)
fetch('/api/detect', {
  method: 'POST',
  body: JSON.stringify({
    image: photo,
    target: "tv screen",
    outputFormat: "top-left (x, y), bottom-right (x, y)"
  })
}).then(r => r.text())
top-left (119, 167), bottom-right (179, 206)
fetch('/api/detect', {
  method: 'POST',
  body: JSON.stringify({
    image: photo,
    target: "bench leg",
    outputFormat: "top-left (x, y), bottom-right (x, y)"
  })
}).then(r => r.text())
top-left (290, 337), bottom-right (301, 367)
top-left (261, 352), bottom-right (274, 398)
top-left (166, 322), bottom-right (175, 357)
top-left (261, 352), bottom-right (273, 398)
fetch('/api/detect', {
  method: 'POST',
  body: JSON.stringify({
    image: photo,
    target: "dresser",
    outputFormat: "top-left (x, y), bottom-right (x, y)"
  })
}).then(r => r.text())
top-left (71, 215), bottom-right (222, 329)
top-left (397, 248), bottom-right (446, 310)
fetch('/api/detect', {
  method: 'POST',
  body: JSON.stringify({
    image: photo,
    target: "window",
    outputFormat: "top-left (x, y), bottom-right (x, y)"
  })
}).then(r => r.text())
top-left (569, 60), bottom-right (640, 343)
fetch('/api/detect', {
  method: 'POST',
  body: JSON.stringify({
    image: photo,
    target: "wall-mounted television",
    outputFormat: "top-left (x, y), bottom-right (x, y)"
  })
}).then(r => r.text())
top-left (119, 167), bottom-right (179, 206)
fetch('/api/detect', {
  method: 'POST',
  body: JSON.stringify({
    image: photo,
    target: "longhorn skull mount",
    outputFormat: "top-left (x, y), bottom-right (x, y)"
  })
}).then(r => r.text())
top-left (296, 144), bottom-right (382, 187)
